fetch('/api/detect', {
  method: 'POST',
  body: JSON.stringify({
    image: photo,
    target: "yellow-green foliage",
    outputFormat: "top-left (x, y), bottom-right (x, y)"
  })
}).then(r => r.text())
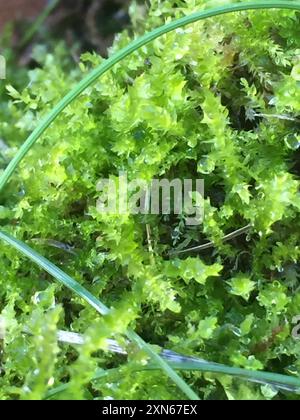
top-left (0, 0), bottom-right (300, 400)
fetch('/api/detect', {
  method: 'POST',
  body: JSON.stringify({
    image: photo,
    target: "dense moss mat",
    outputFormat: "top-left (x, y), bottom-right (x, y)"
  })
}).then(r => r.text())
top-left (0, 0), bottom-right (300, 400)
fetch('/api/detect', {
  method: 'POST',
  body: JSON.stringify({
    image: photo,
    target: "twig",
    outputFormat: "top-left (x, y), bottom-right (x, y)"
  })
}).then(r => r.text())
top-left (0, 319), bottom-right (126, 355)
top-left (254, 113), bottom-right (300, 122)
top-left (170, 224), bottom-right (252, 256)
top-left (30, 238), bottom-right (76, 255)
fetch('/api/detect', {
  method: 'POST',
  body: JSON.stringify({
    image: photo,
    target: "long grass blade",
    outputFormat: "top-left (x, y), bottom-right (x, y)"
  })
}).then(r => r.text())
top-left (45, 354), bottom-right (300, 399)
top-left (0, 1), bottom-right (299, 192)
top-left (1, 231), bottom-right (300, 398)
top-left (0, 230), bottom-right (199, 400)
top-left (159, 351), bottom-right (300, 393)
top-left (2, 324), bottom-right (299, 393)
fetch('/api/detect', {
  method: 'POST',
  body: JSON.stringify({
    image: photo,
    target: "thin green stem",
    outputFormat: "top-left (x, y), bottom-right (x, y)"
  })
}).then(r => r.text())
top-left (45, 369), bottom-right (115, 399)
top-left (0, 1), bottom-right (300, 192)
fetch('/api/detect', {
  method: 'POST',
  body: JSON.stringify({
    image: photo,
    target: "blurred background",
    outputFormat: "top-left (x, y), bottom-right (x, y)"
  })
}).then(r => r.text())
top-left (0, 0), bottom-right (136, 56)
top-left (0, 0), bottom-right (45, 31)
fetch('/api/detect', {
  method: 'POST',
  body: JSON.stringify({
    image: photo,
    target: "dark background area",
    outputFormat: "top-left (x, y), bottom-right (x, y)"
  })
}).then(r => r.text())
top-left (0, 0), bottom-right (134, 56)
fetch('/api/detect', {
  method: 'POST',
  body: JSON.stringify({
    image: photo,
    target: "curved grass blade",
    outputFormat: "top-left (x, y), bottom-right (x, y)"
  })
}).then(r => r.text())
top-left (0, 230), bottom-right (199, 400)
top-left (0, 1), bottom-right (300, 192)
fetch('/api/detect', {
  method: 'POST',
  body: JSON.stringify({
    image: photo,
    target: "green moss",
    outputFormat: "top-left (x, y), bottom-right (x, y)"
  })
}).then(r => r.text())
top-left (0, 0), bottom-right (300, 400)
